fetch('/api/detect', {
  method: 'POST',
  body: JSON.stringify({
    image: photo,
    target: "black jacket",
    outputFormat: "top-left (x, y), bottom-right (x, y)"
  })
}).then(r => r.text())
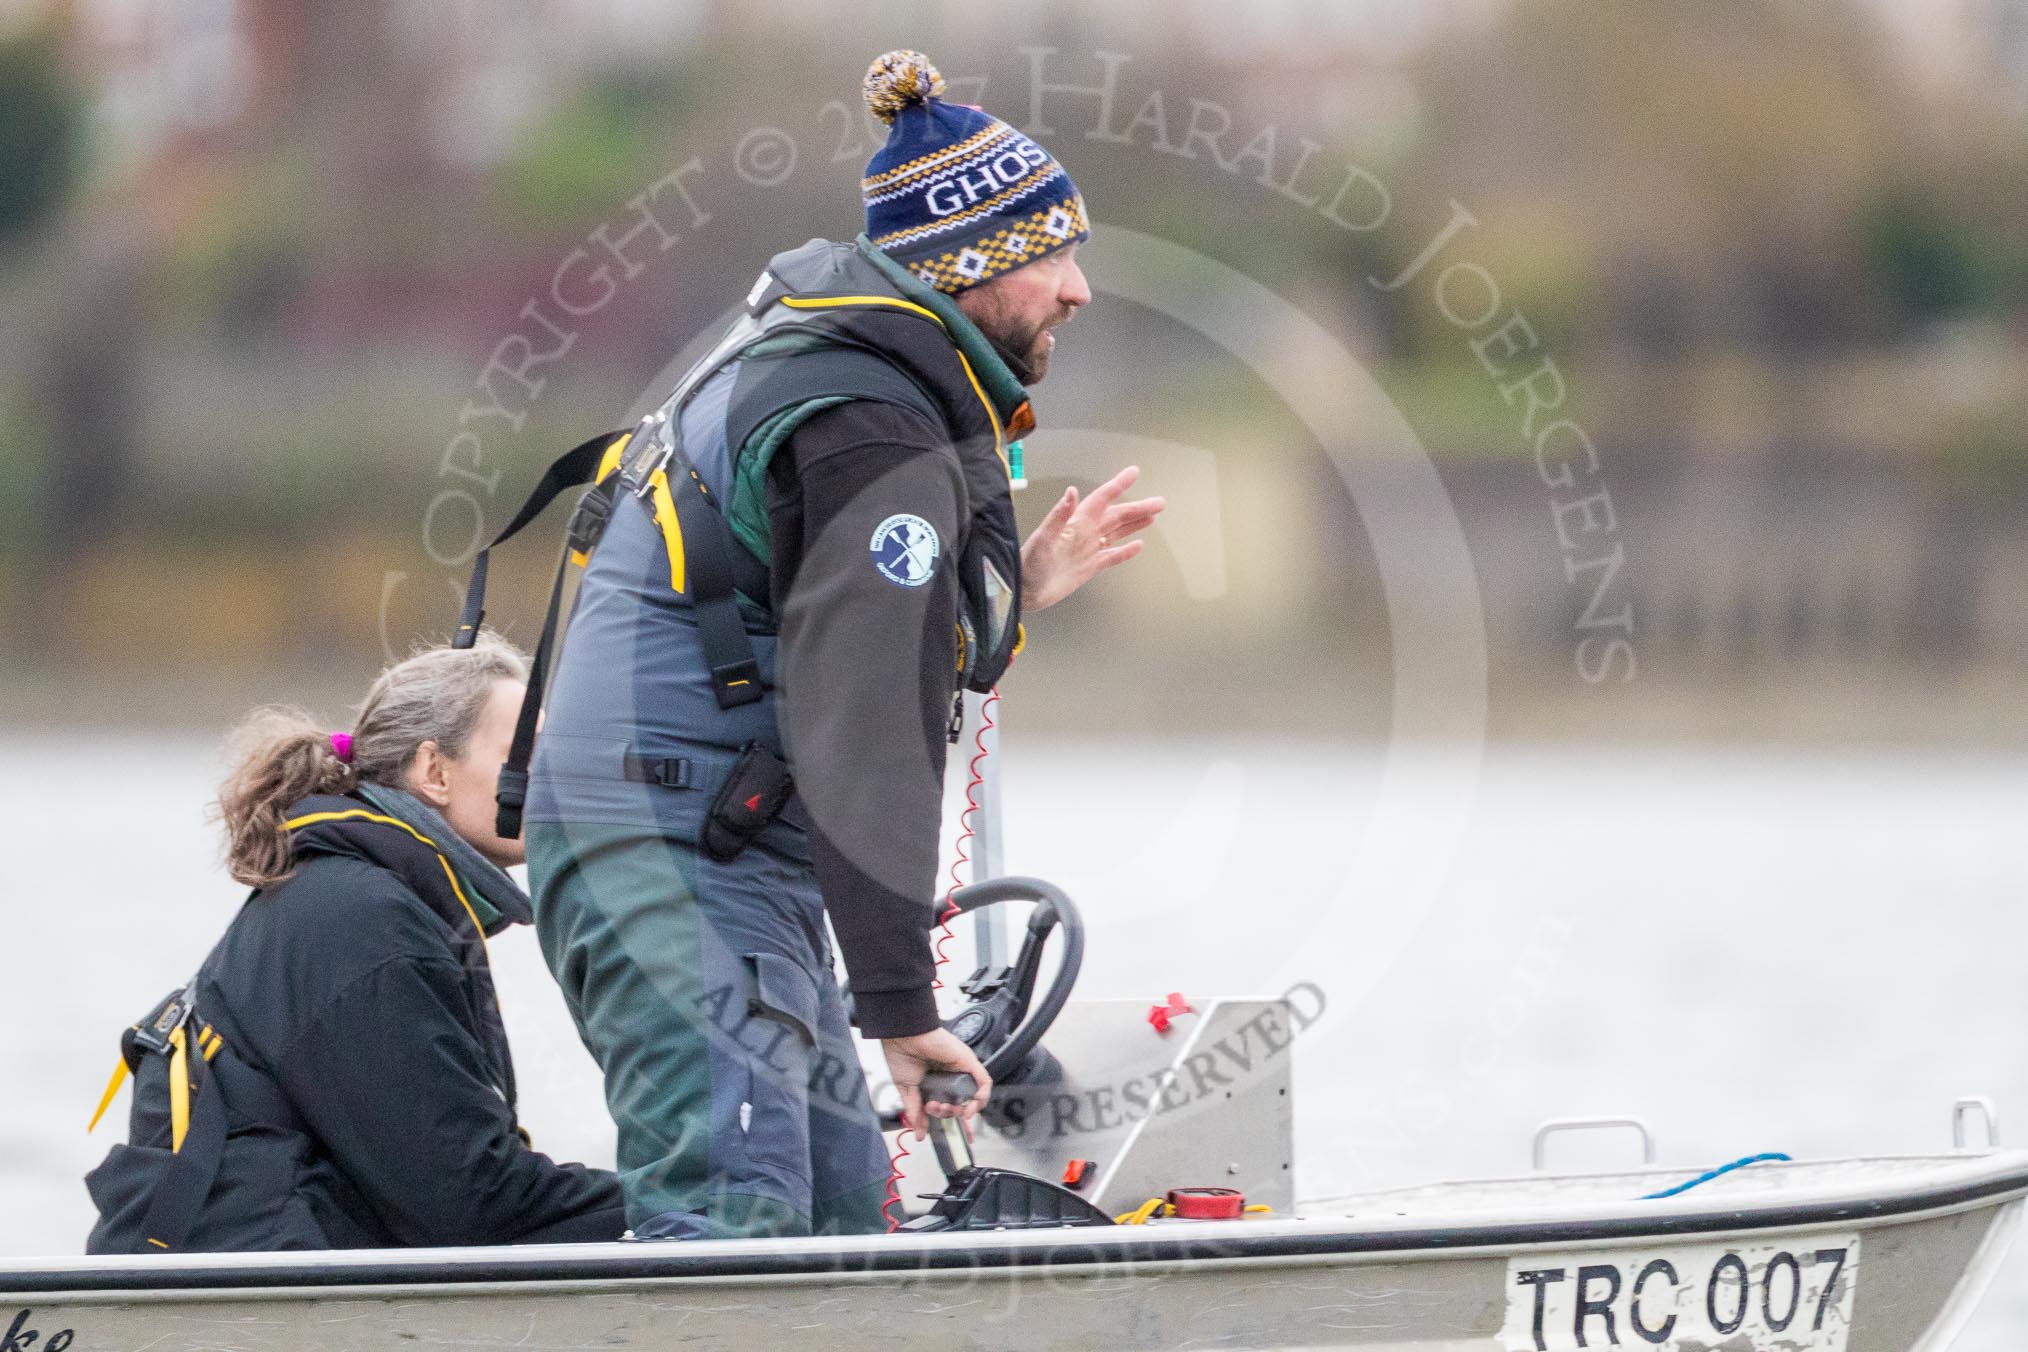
top-left (766, 398), bottom-right (973, 1038)
top-left (85, 793), bottom-right (623, 1252)
top-left (750, 259), bottom-right (1028, 1039)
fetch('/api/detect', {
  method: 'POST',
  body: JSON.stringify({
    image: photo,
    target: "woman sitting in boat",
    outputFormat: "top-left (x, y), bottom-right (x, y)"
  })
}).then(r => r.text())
top-left (85, 636), bottom-right (625, 1253)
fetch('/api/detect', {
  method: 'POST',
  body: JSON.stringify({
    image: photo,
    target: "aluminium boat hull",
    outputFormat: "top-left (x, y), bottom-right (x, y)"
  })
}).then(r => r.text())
top-left (5, 1152), bottom-right (2024, 1351)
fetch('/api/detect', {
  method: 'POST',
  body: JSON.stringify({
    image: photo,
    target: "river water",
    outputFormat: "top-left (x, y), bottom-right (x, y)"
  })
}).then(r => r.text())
top-left (3, 735), bottom-right (2024, 1344)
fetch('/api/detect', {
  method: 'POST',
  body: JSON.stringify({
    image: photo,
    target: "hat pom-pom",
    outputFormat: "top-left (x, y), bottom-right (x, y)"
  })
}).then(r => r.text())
top-left (863, 50), bottom-right (945, 125)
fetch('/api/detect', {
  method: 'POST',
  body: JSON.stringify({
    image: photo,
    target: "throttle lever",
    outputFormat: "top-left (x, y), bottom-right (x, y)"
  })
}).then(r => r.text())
top-left (918, 1071), bottom-right (978, 1178)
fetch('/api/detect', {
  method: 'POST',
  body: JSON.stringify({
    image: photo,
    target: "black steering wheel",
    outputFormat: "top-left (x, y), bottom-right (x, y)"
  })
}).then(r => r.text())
top-left (935, 874), bottom-right (1084, 1084)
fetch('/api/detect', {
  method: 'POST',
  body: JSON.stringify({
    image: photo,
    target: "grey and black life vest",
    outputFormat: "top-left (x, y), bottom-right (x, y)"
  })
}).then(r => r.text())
top-left (454, 235), bottom-right (1033, 844)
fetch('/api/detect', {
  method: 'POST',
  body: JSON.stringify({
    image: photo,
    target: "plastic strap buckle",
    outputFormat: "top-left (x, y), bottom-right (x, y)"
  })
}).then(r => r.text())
top-left (622, 755), bottom-right (694, 789)
top-left (495, 767), bottom-right (528, 811)
top-left (132, 988), bottom-right (195, 1057)
top-left (565, 482), bottom-right (616, 556)
top-left (494, 767), bottom-right (529, 839)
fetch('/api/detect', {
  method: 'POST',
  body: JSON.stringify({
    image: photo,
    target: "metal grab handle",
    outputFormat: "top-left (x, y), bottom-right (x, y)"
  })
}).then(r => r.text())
top-left (1953, 1096), bottom-right (2001, 1152)
top-left (1532, 1116), bottom-right (1658, 1171)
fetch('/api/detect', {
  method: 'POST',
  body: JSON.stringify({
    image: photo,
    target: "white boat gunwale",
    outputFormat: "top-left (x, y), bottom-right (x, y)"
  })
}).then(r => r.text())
top-left (9, 1150), bottom-right (2027, 1300)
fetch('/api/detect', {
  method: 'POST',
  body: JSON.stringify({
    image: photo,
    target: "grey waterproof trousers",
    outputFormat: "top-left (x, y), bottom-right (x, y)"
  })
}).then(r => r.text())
top-left (527, 822), bottom-right (891, 1237)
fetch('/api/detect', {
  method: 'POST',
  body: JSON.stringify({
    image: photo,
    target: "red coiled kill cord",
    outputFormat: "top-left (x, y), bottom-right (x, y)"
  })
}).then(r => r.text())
top-left (883, 685), bottom-right (1001, 1232)
top-left (933, 685), bottom-right (998, 986)
top-left (879, 1131), bottom-right (914, 1232)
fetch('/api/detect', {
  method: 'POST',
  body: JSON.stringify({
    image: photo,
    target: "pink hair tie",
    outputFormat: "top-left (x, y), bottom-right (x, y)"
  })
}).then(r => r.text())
top-left (329, 732), bottom-right (354, 764)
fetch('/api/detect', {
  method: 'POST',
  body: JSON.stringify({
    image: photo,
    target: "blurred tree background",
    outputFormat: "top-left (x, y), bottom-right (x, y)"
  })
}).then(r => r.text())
top-left (0, 0), bottom-right (2023, 741)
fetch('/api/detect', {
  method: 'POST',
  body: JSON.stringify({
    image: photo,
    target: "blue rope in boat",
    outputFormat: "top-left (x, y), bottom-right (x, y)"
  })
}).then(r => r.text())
top-left (1641, 1152), bottom-right (1792, 1200)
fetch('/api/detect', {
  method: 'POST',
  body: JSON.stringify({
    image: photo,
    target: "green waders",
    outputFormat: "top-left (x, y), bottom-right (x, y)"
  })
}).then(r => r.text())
top-left (526, 821), bottom-right (891, 1239)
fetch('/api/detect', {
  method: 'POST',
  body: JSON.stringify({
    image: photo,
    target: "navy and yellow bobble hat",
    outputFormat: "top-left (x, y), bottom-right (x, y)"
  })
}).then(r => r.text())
top-left (862, 50), bottom-right (1089, 294)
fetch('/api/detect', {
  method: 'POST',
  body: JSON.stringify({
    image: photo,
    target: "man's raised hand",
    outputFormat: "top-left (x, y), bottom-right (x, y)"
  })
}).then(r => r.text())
top-left (1020, 465), bottom-right (1167, 610)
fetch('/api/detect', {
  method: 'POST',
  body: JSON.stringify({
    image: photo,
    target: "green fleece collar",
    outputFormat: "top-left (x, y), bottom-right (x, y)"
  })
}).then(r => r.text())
top-left (857, 235), bottom-right (1030, 428)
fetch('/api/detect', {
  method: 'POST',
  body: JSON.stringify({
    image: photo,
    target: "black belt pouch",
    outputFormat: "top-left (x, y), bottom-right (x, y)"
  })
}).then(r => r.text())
top-left (701, 743), bottom-right (795, 861)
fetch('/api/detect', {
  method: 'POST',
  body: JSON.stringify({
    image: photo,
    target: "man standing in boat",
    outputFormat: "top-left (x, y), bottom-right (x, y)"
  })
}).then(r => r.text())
top-left (521, 51), bottom-right (1164, 1238)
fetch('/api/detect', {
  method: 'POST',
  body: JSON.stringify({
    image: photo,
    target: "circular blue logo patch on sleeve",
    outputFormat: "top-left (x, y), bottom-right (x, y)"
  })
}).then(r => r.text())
top-left (870, 513), bottom-right (940, 587)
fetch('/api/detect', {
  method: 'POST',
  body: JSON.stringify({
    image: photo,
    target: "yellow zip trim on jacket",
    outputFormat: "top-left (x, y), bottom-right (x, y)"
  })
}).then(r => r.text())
top-left (781, 294), bottom-right (942, 323)
top-left (953, 350), bottom-right (1007, 461)
top-left (777, 295), bottom-right (1010, 469)
top-left (279, 810), bottom-right (489, 946)
top-left (90, 814), bottom-right (500, 1142)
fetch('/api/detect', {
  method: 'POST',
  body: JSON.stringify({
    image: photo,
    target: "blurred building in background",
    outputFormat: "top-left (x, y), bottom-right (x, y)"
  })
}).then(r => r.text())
top-left (0, 0), bottom-right (2022, 740)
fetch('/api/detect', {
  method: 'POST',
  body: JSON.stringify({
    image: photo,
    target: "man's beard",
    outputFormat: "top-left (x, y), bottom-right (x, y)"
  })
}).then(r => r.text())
top-left (971, 304), bottom-right (1069, 386)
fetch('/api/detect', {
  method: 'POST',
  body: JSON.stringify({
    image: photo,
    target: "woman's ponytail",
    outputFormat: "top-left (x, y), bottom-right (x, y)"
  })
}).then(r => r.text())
top-left (213, 633), bottom-right (528, 889)
top-left (216, 708), bottom-right (358, 887)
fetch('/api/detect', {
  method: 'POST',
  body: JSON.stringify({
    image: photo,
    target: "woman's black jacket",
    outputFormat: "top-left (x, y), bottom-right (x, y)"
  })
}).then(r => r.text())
top-left (85, 793), bottom-right (623, 1252)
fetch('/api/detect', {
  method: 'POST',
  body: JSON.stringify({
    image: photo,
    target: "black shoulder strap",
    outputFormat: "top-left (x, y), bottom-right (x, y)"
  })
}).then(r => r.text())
top-left (130, 1041), bottom-right (227, 1252)
top-left (469, 420), bottom-right (768, 841)
top-left (654, 440), bottom-right (765, 714)
top-left (124, 1002), bottom-right (300, 1253)
top-left (451, 429), bottom-right (628, 650)
top-left (450, 427), bottom-right (631, 839)
top-left (491, 530), bottom-right (575, 840)
top-left (463, 305), bottom-right (895, 837)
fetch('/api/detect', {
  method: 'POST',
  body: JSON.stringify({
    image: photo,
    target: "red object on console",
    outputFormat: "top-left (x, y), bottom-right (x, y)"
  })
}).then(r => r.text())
top-left (1166, 1187), bottom-right (1245, 1220)
top-left (1147, 991), bottom-right (1194, 1033)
